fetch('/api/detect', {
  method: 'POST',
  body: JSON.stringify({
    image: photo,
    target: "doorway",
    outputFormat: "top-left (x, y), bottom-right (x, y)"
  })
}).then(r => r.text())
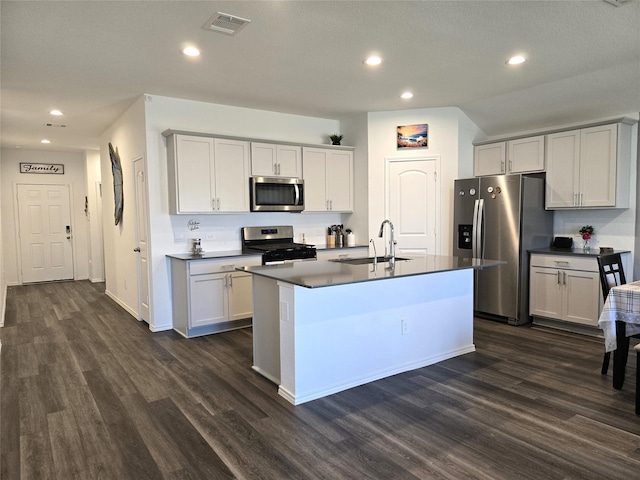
top-left (133, 157), bottom-right (150, 322)
top-left (17, 184), bottom-right (74, 283)
top-left (385, 157), bottom-right (440, 255)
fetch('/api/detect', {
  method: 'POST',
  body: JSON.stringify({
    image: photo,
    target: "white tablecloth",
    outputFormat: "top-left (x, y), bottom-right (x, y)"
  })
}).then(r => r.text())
top-left (598, 281), bottom-right (640, 352)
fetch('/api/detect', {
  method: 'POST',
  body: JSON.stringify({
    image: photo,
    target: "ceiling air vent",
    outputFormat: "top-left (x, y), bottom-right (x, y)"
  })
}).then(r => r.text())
top-left (203, 12), bottom-right (251, 35)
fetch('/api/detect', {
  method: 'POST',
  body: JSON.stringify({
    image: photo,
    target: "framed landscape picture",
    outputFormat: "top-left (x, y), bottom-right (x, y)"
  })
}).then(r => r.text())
top-left (397, 124), bottom-right (428, 149)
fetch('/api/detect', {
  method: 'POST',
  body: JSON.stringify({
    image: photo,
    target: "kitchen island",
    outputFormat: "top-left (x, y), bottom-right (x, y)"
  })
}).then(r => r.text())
top-left (239, 254), bottom-right (504, 405)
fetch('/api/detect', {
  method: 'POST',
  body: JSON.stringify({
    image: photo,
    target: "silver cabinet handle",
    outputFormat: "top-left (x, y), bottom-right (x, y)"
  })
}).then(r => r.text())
top-left (509, 160), bottom-right (512, 173)
top-left (557, 271), bottom-right (561, 285)
top-left (228, 273), bottom-right (233, 287)
top-left (217, 198), bottom-right (221, 210)
top-left (563, 271), bottom-right (567, 286)
top-left (501, 161), bottom-right (505, 173)
top-left (212, 198), bottom-right (216, 210)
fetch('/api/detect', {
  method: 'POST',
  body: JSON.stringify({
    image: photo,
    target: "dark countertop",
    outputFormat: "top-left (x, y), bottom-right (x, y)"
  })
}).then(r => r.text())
top-left (166, 244), bottom-right (368, 261)
top-left (238, 254), bottom-right (505, 288)
top-left (529, 247), bottom-right (630, 257)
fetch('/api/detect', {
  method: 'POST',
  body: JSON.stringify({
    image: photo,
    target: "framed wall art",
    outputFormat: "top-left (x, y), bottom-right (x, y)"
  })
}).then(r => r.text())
top-left (397, 124), bottom-right (428, 149)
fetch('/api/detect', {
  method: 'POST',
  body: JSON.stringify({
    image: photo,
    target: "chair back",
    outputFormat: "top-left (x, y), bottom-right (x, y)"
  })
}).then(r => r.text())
top-left (597, 253), bottom-right (626, 301)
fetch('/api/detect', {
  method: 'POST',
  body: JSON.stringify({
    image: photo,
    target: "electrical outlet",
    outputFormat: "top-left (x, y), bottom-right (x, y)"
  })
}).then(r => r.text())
top-left (401, 318), bottom-right (409, 335)
top-left (205, 232), bottom-right (216, 240)
top-left (174, 232), bottom-right (185, 242)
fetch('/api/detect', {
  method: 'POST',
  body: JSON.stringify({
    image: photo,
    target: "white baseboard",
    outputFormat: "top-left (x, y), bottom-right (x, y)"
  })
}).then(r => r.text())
top-left (104, 289), bottom-right (137, 319)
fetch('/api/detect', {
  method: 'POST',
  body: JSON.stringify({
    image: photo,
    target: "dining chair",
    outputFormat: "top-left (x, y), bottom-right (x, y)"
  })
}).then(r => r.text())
top-left (635, 344), bottom-right (640, 415)
top-left (597, 253), bottom-right (628, 377)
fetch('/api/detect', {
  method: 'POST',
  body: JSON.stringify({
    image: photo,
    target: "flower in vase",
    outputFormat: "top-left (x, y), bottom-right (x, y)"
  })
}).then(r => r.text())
top-left (579, 225), bottom-right (594, 241)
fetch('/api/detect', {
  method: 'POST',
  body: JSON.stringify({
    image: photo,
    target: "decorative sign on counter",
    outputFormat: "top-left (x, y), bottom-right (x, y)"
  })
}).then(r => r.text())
top-left (19, 163), bottom-right (64, 174)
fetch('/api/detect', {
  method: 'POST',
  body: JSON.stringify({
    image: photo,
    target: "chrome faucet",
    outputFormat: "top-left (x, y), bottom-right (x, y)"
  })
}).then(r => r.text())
top-left (370, 238), bottom-right (377, 268)
top-left (378, 219), bottom-right (396, 263)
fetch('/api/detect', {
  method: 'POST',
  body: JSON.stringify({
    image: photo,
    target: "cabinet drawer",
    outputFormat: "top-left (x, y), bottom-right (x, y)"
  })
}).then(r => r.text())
top-left (530, 254), bottom-right (596, 272)
top-left (189, 256), bottom-right (261, 275)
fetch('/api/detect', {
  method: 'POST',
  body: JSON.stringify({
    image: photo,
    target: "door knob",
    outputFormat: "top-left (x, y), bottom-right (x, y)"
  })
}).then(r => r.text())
top-left (133, 247), bottom-right (141, 252)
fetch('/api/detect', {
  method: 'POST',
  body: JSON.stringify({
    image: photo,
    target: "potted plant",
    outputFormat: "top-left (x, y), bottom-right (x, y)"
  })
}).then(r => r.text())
top-left (329, 133), bottom-right (344, 146)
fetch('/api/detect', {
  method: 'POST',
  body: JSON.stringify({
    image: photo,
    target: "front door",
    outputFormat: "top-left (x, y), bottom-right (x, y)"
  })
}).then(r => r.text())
top-left (17, 184), bottom-right (74, 283)
top-left (134, 157), bottom-right (150, 322)
top-left (386, 157), bottom-right (439, 256)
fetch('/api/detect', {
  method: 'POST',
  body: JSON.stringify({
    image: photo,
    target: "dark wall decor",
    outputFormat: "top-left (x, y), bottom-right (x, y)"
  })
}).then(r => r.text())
top-left (397, 124), bottom-right (428, 149)
top-left (109, 142), bottom-right (124, 225)
top-left (19, 163), bottom-right (64, 174)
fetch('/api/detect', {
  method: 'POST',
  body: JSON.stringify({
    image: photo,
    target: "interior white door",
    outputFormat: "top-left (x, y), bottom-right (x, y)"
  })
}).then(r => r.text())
top-left (386, 158), bottom-right (438, 256)
top-left (17, 184), bottom-right (74, 283)
top-left (134, 157), bottom-right (150, 322)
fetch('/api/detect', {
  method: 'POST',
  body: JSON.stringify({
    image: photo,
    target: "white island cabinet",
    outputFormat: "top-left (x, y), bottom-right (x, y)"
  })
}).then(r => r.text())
top-left (241, 254), bottom-right (504, 405)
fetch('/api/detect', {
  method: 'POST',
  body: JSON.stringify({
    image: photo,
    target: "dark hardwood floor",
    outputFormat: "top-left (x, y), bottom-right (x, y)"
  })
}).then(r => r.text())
top-left (1, 280), bottom-right (639, 479)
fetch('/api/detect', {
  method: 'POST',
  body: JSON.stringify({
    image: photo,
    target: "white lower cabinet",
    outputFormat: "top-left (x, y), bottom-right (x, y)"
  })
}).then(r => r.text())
top-left (170, 256), bottom-right (260, 337)
top-left (529, 254), bottom-right (601, 327)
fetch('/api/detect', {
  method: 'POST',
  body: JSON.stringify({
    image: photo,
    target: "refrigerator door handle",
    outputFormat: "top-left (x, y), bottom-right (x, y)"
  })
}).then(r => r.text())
top-left (472, 198), bottom-right (484, 258)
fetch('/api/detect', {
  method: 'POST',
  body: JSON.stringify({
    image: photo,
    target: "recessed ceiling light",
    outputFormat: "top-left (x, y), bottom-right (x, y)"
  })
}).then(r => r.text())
top-left (400, 91), bottom-right (414, 100)
top-left (364, 56), bottom-right (382, 66)
top-left (41, 139), bottom-right (51, 144)
top-left (506, 55), bottom-right (526, 65)
top-left (50, 109), bottom-right (63, 116)
top-left (182, 46), bottom-right (201, 57)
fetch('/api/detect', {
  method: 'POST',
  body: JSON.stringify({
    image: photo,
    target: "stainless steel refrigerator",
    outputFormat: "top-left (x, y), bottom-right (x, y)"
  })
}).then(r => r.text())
top-left (453, 174), bottom-right (553, 325)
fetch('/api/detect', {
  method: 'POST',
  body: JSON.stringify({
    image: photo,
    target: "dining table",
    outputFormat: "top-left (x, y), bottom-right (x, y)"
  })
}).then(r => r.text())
top-left (598, 280), bottom-right (640, 389)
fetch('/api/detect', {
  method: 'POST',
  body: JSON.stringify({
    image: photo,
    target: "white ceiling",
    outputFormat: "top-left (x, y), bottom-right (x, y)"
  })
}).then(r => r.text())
top-left (2, 0), bottom-right (639, 152)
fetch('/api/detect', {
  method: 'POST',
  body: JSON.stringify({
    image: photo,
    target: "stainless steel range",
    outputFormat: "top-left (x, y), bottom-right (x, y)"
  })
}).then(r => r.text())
top-left (241, 226), bottom-right (316, 265)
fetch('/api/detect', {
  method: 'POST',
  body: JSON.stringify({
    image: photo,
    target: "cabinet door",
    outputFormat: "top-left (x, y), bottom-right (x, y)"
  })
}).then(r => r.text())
top-left (189, 273), bottom-right (227, 327)
top-left (545, 130), bottom-right (580, 208)
top-left (174, 135), bottom-right (215, 213)
top-left (251, 143), bottom-right (277, 176)
top-left (302, 148), bottom-right (329, 211)
top-left (474, 143), bottom-right (506, 176)
top-left (579, 124), bottom-right (617, 208)
top-left (563, 269), bottom-right (601, 326)
top-left (228, 271), bottom-right (253, 321)
top-left (326, 150), bottom-right (353, 212)
top-left (529, 267), bottom-right (563, 320)
top-left (276, 145), bottom-right (302, 178)
top-left (508, 136), bottom-right (545, 173)
top-left (214, 139), bottom-right (250, 212)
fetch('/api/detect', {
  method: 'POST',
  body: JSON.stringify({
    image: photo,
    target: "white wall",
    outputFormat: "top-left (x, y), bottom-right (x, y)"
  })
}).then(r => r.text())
top-left (85, 150), bottom-right (103, 282)
top-left (99, 96), bottom-right (147, 319)
top-left (367, 107), bottom-right (482, 256)
top-left (0, 148), bottom-right (90, 284)
top-left (340, 113), bottom-right (370, 251)
top-left (142, 95), bottom-right (346, 331)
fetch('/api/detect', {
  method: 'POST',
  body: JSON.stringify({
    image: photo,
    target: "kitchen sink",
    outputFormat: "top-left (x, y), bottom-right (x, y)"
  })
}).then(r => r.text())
top-left (329, 256), bottom-right (411, 265)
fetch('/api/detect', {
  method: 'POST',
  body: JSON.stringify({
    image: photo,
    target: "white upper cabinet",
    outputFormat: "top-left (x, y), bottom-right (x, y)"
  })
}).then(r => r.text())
top-left (302, 147), bottom-right (354, 212)
top-left (251, 142), bottom-right (302, 178)
top-left (474, 135), bottom-right (545, 176)
top-left (545, 123), bottom-right (630, 209)
top-left (167, 134), bottom-right (250, 214)
top-left (507, 135), bottom-right (545, 173)
top-left (474, 142), bottom-right (506, 176)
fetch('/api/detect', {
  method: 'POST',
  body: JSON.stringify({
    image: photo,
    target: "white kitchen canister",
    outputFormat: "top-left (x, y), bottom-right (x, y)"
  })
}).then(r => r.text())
top-left (347, 233), bottom-right (355, 247)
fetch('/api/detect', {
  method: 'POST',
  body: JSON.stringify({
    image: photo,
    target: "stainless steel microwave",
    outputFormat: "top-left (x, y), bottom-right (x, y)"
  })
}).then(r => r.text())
top-left (250, 177), bottom-right (304, 212)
